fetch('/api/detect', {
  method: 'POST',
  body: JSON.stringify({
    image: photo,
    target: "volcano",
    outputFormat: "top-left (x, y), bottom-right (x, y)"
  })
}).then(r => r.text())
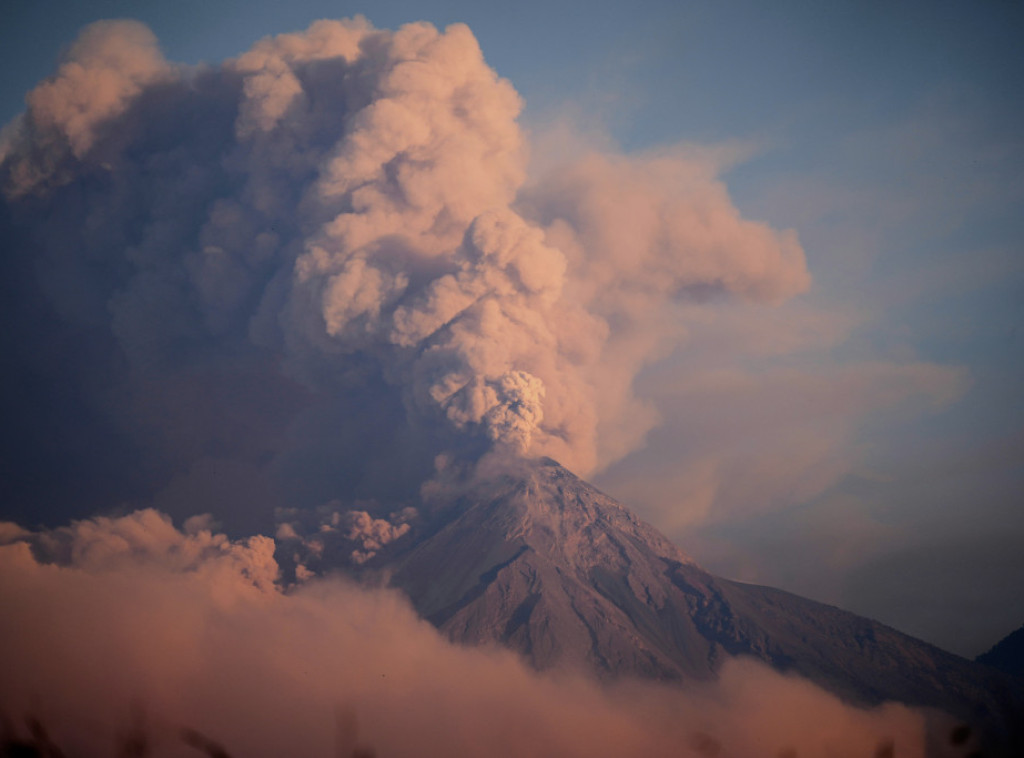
top-left (288, 456), bottom-right (1023, 753)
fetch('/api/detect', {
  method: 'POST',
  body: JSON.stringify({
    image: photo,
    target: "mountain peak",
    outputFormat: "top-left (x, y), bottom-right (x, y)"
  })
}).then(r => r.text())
top-left (377, 457), bottom-right (1023, 750)
top-left (441, 455), bottom-right (695, 574)
top-left (274, 456), bottom-right (1024, 751)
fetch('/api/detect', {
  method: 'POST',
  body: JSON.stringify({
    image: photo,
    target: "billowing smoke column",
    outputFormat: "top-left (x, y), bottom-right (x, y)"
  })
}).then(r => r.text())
top-left (0, 18), bottom-right (809, 527)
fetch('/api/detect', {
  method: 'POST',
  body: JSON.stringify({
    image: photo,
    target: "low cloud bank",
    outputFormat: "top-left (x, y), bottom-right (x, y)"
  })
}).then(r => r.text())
top-left (0, 510), bottom-right (933, 758)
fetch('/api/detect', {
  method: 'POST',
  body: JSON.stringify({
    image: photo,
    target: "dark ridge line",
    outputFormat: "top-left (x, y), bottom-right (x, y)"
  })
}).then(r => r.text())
top-left (427, 543), bottom-right (531, 627)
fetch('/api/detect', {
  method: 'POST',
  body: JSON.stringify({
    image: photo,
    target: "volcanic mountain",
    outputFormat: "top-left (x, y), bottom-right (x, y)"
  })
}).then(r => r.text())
top-left (295, 456), bottom-right (1023, 752)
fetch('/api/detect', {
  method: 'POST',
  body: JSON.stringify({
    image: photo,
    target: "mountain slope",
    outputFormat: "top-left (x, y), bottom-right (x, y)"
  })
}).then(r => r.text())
top-left (376, 458), bottom-right (1022, 747)
top-left (977, 624), bottom-right (1024, 678)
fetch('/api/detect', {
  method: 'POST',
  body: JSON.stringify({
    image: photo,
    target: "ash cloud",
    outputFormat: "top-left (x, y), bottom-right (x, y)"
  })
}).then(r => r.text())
top-left (0, 17), bottom-right (808, 529)
top-left (275, 500), bottom-right (417, 570)
top-left (0, 510), bottom-right (931, 758)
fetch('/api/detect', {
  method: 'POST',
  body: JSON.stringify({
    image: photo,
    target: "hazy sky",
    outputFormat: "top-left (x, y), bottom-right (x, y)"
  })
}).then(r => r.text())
top-left (1, 0), bottom-right (1021, 660)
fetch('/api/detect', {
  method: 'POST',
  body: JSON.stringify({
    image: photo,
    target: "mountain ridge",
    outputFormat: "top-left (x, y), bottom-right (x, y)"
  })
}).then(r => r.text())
top-left (299, 456), bottom-right (1023, 753)
top-left (977, 623), bottom-right (1024, 679)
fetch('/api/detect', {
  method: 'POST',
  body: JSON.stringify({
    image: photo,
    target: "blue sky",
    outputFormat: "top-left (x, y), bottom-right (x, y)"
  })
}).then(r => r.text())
top-left (2, 0), bottom-right (1022, 656)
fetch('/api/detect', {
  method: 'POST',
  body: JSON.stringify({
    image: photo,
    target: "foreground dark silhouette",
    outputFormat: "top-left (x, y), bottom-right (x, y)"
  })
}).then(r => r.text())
top-left (0, 713), bottom-right (378, 758)
top-left (0, 710), bottom-right (989, 758)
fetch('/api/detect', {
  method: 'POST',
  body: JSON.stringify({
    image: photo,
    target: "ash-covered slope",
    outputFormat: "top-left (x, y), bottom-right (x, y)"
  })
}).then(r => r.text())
top-left (391, 457), bottom-right (705, 679)
top-left (377, 458), bottom-right (1021, 746)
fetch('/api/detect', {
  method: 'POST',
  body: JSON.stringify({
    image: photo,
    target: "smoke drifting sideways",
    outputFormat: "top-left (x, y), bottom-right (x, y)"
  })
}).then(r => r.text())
top-left (0, 17), bottom-right (808, 532)
top-left (0, 510), bottom-right (934, 758)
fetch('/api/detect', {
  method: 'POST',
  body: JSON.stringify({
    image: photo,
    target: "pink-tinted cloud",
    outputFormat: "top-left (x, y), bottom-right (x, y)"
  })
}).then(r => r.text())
top-left (0, 511), bottom-right (930, 757)
top-left (1, 17), bottom-right (810, 488)
top-left (596, 301), bottom-right (968, 534)
top-left (6, 20), bottom-right (169, 193)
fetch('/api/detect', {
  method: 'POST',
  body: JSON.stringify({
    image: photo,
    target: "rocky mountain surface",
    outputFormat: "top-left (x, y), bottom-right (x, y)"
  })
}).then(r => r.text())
top-left (297, 456), bottom-right (1023, 753)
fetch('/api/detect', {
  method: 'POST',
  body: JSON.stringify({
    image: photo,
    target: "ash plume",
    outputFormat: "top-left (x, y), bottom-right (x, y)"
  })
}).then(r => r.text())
top-left (0, 17), bottom-right (808, 529)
